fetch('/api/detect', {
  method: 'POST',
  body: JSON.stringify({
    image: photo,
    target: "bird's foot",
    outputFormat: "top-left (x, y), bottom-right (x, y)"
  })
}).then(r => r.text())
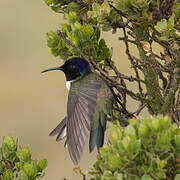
top-left (73, 166), bottom-right (86, 180)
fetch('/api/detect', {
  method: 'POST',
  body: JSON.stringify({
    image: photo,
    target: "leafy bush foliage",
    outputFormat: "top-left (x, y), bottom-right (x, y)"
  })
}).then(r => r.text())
top-left (90, 116), bottom-right (180, 180)
top-left (47, 23), bottom-right (112, 68)
top-left (0, 136), bottom-right (47, 180)
top-left (43, 0), bottom-right (180, 121)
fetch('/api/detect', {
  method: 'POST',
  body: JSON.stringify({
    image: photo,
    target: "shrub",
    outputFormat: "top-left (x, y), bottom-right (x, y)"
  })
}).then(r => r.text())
top-left (90, 116), bottom-right (180, 180)
top-left (0, 136), bottom-right (47, 180)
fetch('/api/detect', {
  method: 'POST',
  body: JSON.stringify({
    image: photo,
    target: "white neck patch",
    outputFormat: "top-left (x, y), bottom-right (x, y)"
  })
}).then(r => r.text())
top-left (66, 80), bottom-right (74, 90)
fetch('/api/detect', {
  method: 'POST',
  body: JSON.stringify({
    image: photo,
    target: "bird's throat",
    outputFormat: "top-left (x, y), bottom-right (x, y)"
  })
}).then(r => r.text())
top-left (66, 80), bottom-right (74, 91)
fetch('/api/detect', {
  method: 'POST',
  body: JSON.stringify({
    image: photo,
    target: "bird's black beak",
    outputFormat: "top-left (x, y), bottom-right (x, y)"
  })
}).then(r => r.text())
top-left (41, 66), bottom-right (63, 73)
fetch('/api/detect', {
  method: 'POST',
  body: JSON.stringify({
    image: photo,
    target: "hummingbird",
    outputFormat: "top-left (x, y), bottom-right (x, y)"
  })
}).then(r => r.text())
top-left (42, 57), bottom-right (113, 164)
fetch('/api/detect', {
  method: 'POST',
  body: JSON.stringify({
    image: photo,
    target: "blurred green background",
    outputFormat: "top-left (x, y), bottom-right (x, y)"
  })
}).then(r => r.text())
top-left (0, 0), bottom-right (136, 179)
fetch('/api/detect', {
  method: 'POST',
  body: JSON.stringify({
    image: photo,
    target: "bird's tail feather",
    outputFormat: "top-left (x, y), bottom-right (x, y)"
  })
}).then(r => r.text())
top-left (49, 117), bottom-right (67, 142)
top-left (89, 112), bottom-right (106, 152)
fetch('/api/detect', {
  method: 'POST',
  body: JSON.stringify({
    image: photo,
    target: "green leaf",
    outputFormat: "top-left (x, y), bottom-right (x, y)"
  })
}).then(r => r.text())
top-left (47, 31), bottom-right (60, 48)
top-left (114, 172), bottom-right (123, 180)
top-left (151, 118), bottom-right (160, 131)
top-left (114, 0), bottom-right (131, 11)
top-left (155, 19), bottom-right (168, 33)
top-left (167, 14), bottom-right (175, 30)
top-left (0, 163), bottom-right (5, 172)
top-left (174, 134), bottom-right (180, 150)
top-left (92, 3), bottom-right (100, 12)
top-left (138, 123), bottom-right (149, 137)
top-left (108, 124), bottom-right (122, 144)
top-left (156, 158), bottom-right (166, 169)
top-left (43, 0), bottom-right (62, 13)
top-left (43, 0), bottom-right (55, 6)
top-left (126, 138), bottom-right (141, 154)
top-left (2, 169), bottom-right (13, 180)
top-left (175, 174), bottom-right (180, 180)
top-left (158, 116), bottom-right (171, 130)
top-left (15, 162), bottom-right (23, 171)
top-left (98, 38), bottom-right (112, 60)
top-left (99, 144), bottom-right (110, 159)
top-left (67, 2), bottom-right (80, 12)
top-left (37, 159), bottom-right (48, 171)
top-left (156, 131), bottom-right (172, 148)
top-left (124, 125), bottom-right (136, 136)
top-left (68, 32), bottom-right (80, 46)
top-left (16, 147), bottom-right (31, 162)
top-left (102, 170), bottom-right (112, 177)
top-left (91, 28), bottom-right (101, 41)
top-left (141, 175), bottom-right (153, 180)
top-left (3, 136), bottom-right (17, 151)
top-left (23, 162), bottom-right (37, 179)
top-left (16, 170), bottom-right (28, 180)
top-left (101, 2), bottom-right (111, 14)
top-left (65, 12), bottom-right (79, 24)
top-left (129, 118), bottom-right (139, 126)
top-left (99, 39), bottom-right (106, 48)
top-left (83, 25), bottom-right (94, 40)
top-left (108, 155), bottom-right (122, 170)
top-left (122, 136), bottom-right (131, 151)
top-left (61, 24), bottom-right (71, 33)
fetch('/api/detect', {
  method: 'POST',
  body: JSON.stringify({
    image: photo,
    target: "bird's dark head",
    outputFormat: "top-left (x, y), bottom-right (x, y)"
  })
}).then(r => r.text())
top-left (41, 57), bottom-right (91, 81)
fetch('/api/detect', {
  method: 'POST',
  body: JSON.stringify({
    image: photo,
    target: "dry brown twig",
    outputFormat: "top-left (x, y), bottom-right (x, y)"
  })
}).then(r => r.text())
top-left (73, 166), bottom-right (86, 180)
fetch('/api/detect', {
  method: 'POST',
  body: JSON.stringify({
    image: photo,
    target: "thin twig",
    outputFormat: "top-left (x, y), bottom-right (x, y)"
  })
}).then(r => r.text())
top-left (105, 59), bottom-right (145, 83)
top-left (127, 30), bottom-right (135, 38)
top-left (138, 57), bottom-right (170, 73)
top-left (109, 4), bottom-right (128, 19)
top-left (133, 103), bottom-right (146, 116)
top-left (151, 52), bottom-right (165, 61)
top-left (118, 37), bottom-right (137, 44)
top-left (110, 86), bottom-right (134, 117)
top-left (176, 89), bottom-right (180, 107)
top-left (73, 166), bottom-right (86, 180)
top-left (121, 26), bottom-right (144, 96)
top-left (158, 71), bottom-right (168, 90)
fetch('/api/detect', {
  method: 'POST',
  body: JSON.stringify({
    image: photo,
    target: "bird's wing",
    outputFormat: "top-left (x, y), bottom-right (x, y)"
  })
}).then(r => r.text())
top-left (66, 73), bottom-right (113, 164)
top-left (49, 117), bottom-right (67, 141)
